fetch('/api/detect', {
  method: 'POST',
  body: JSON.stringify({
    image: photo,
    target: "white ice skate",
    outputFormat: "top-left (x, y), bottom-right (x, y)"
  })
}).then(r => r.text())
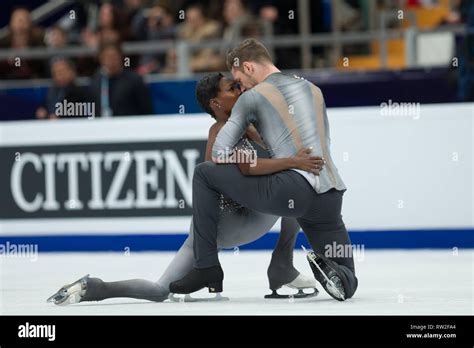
top-left (265, 273), bottom-right (318, 299)
top-left (46, 274), bottom-right (89, 305)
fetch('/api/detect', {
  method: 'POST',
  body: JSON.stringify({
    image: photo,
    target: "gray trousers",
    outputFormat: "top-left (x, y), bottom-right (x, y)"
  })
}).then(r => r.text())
top-left (81, 210), bottom-right (301, 302)
top-left (192, 162), bottom-right (358, 299)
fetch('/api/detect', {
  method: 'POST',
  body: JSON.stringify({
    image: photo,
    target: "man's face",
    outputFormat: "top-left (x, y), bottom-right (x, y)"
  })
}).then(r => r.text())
top-left (231, 66), bottom-right (258, 92)
top-left (100, 47), bottom-right (123, 76)
top-left (52, 61), bottom-right (74, 87)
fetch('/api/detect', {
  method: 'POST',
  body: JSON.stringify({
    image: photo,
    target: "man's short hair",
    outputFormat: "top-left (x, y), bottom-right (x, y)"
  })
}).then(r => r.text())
top-left (226, 38), bottom-right (273, 71)
top-left (98, 41), bottom-right (123, 57)
top-left (50, 56), bottom-right (76, 73)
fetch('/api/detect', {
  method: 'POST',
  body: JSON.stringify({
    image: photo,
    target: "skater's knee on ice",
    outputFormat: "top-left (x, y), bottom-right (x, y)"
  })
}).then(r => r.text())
top-left (346, 277), bottom-right (358, 299)
top-left (341, 274), bottom-right (358, 299)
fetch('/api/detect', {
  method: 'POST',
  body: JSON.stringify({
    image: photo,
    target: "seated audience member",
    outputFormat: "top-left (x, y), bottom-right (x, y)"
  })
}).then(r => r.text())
top-left (133, 2), bottom-right (177, 74)
top-left (0, 6), bottom-right (46, 79)
top-left (81, 2), bottom-right (129, 48)
top-left (36, 58), bottom-right (90, 120)
top-left (89, 42), bottom-right (153, 116)
top-left (222, 0), bottom-right (261, 42)
top-left (172, 4), bottom-right (223, 73)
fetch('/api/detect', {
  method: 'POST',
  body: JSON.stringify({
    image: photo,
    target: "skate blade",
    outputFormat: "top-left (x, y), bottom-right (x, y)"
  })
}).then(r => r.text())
top-left (301, 246), bottom-right (346, 301)
top-left (168, 293), bottom-right (230, 303)
top-left (46, 274), bottom-right (89, 305)
top-left (284, 273), bottom-right (317, 289)
top-left (264, 288), bottom-right (318, 299)
top-left (325, 277), bottom-right (345, 301)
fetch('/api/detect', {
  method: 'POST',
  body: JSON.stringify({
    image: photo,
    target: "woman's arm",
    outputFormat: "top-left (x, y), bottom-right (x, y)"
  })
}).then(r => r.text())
top-left (238, 156), bottom-right (294, 175)
top-left (205, 122), bottom-right (225, 161)
top-left (245, 123), bottom-right (267, 149)
top-left (206, 122), bottom-right (263, 162)
top-left (238, 148), bottom-right (324, 176)
top-left (238, 157), bottom-right (295, 175)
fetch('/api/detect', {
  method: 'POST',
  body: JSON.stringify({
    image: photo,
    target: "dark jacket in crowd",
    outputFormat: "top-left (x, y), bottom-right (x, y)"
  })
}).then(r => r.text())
top-left (45, 83), bottom-right (91, 117)
top-left (89, 69), bottom-right (153, 116)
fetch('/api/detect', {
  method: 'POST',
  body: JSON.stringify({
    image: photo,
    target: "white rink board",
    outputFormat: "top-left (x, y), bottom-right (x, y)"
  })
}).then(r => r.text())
top-left (1, 103), bottom-right (473, 236)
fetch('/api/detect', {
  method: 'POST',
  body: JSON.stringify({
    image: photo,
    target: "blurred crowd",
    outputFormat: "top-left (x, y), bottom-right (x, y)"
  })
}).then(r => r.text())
top-left (0, 0), bottom-right (471, 120)
top-left (0, 0), bottom-right (322, 80)
top-left (0, 0), bottom-right (336, 119)
top-left (0, 0), bottom-right (469, 79)
top-left (34, 43), bottom-right (153, 120)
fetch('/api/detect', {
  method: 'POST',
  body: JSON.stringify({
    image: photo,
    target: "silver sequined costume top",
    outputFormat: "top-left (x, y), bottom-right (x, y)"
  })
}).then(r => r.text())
top-left (218, 137), bottom-right (255, 213)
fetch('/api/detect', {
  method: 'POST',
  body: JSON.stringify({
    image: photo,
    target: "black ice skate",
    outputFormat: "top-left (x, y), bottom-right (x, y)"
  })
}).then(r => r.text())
top-left (169, 265), bottom-right (228, 302)
top-left (302, 246), bottom-right (346, 301)
top-left (46, 274), bottom-right (89, 305)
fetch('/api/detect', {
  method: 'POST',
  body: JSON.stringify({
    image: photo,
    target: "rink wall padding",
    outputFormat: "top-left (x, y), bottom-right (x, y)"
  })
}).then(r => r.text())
top-left (0, 67), bottom-right (458, 121)
top-left (1, 104), bottom-right (473, 251)
top-left (0, 229), bottom-right (473, 252)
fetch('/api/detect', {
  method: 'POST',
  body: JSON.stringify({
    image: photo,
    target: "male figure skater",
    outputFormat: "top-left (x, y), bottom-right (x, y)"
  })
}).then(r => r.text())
top-left (47, 73), bottom-right (323, 305)
top-left (170, 39), bottom-right (358, 301)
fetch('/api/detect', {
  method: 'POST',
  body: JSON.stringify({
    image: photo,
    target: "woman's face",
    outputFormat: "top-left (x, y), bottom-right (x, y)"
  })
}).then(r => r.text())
top-left (215, 77), bottom-right (241, 120)
top-left (10, 9), bottom-right (31, 34)
top-left (99, 3), bottom-right (115, 29)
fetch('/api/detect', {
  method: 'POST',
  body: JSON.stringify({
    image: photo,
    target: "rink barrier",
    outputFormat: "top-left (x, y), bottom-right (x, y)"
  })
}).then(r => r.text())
top-left (0, 229), bottom-right (472, 252)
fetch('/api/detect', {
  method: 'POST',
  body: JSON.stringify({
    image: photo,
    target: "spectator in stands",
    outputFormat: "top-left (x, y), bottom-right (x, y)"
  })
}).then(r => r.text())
top-left (80, 3), bottom-right (130, 76)
top-left (81, 2), bottom-right (129, 48)
top-left (222, 0), bottom-right (261, 41)
top-left (0, 6), bottom-right (46, 79)
top-left (45, 25), bottom-right (68, 49)
top-left (123, 0), bottom-right (145, 31)
top-left (172, 4), bottom-right (223, 72)
top-left (36, 58), bottom-right (89, 120)
top-left (146, 2), bottom-right (176, 40)
top-left (133, 1), bottom-right (177, 74)
top-left (44, 26), bottom-right (69, 71)
top-left (132, 1), bottom-right (176, 41)
top-left (89, 42), bottom-right (153, 116)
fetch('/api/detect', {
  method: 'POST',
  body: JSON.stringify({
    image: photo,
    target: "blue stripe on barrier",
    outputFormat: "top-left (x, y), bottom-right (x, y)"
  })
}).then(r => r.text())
top-left (0, 229), bottom-right (472, 252)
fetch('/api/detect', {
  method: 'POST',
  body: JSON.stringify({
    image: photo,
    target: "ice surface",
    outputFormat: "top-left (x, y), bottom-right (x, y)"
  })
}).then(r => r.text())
top-left (1, 250), bottom-right (472, 315)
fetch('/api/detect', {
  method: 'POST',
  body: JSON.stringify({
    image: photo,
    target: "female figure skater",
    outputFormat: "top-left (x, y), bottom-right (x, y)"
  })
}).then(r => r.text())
top-left (48, 73), bottom-right (324, 304)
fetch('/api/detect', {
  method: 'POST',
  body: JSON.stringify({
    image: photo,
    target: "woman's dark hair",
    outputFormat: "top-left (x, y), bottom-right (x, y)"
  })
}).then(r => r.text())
top-left (195, 73), bottom-right (223, 118)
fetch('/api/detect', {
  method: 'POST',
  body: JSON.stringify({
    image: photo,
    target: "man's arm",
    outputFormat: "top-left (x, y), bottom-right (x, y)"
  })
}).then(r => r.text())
top-left (211, 91), bottom-right (256, 162)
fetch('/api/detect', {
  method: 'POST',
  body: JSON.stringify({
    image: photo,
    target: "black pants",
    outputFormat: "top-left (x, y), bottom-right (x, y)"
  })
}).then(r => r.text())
top-left (192, 161), bottom-right (358, 298)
